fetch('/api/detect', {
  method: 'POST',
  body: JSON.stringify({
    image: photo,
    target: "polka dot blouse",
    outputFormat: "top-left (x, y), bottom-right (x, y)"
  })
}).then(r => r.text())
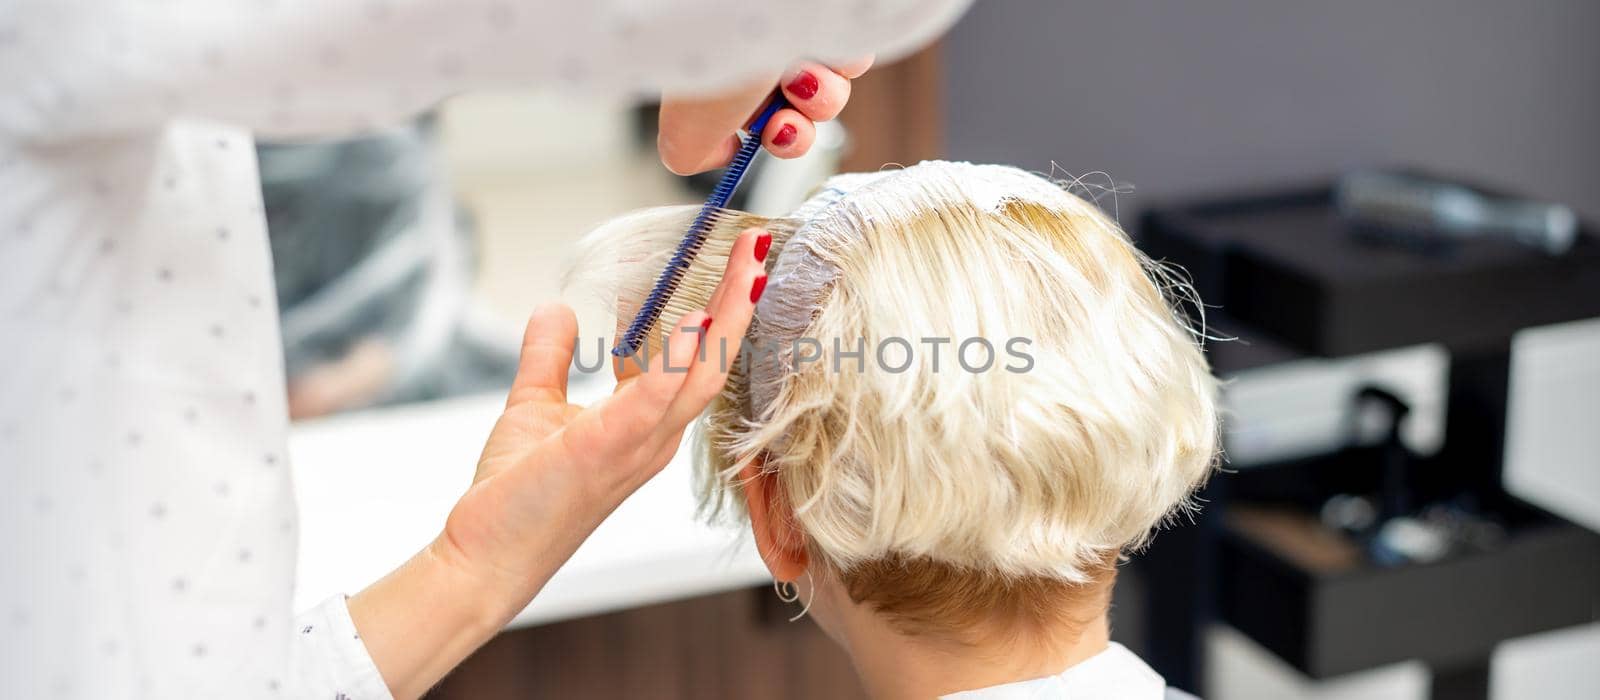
top-left (0, 0), bottom-right (969, 697)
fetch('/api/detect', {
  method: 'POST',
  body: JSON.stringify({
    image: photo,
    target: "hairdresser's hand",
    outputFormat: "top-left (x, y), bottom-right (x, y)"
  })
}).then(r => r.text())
top-left (452, 225), bottom-right (768, 609)
top-left (350, 227), bottom-right (769, 699)
top-left (658, 58), bottom-right (875, 175)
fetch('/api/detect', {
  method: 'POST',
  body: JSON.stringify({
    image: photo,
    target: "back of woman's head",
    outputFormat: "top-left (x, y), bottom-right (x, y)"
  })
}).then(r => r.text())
top-left (572, 161), bottom-right (1219, 637)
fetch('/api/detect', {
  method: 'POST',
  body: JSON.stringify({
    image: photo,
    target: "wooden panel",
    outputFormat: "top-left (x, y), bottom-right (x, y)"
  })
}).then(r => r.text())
top-left (838, 43), bottom-right (946, 172)
top-left (428, 587), bottom-right (867, 700)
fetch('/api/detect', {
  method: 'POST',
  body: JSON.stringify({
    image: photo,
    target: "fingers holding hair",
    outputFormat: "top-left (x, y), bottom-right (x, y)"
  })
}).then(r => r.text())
top-left (565, 310), bottom-right (710, 470)
top-left (561, 227), bottom-right (770, 491)
top-left (662, 227), bottom-right (769, 428)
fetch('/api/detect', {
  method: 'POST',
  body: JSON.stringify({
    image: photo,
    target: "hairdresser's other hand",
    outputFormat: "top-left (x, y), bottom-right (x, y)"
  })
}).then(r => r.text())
top-left (346, 229), bottom-right (770, 698)
top-left (658, 57), bottom-right (874, 175)
top-left (431, 227), bottom-right (771, 621)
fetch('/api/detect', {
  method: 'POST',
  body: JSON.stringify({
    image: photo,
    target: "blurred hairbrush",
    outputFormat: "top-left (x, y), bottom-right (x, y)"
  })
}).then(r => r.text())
top-left (1336, 170), bottom-right (1578, 255)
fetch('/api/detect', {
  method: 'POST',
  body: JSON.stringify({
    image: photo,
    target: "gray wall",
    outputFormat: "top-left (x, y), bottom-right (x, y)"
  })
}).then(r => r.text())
top-left (942, 4), bottom-right (1600, 699)
top-left (944, 0), bottom-right (1600, 221)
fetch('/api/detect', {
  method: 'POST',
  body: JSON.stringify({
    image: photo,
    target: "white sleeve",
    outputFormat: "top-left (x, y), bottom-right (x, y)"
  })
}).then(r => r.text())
top-left (0, 0), bottom-right (972, 142)
top-left (287, 597), bottom-right (394, 700)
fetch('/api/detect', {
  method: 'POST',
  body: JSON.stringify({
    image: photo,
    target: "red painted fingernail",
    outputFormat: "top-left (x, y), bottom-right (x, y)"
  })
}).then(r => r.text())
top-left (771, 124), bottom-right (797, 148)
top-left (749, 275), bottom-right (767, 304)
top-left (700, 317), bottom-right (712, 333)
top-left (786, 71), bottom-right (819, 100)
top-left (754, 232), bottom-right (772, 262)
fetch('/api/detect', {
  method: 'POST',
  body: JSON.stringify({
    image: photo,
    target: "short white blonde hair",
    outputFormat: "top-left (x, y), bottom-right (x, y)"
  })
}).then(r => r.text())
top-left (573, 161), bottom-right (1218, 597)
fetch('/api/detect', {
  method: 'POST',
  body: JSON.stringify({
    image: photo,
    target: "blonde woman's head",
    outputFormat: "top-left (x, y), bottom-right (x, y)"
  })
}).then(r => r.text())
top-left (572, 161), bottom-right (1218, 642)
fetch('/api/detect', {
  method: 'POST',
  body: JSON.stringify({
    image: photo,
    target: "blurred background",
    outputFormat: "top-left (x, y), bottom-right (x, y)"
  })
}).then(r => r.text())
top-left (281, 2), bottom-right (1600, 698)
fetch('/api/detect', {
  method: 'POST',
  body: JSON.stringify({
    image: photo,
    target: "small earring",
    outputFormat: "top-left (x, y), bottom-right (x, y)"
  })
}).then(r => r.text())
top-left (790, 575), bottom-right (816, 623)
top-left (773, 579), bottom-right (800, 604)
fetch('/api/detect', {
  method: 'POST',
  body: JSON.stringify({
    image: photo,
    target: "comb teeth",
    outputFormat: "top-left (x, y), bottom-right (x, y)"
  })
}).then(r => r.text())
top-left (612, 96), bottom-right (788, 357)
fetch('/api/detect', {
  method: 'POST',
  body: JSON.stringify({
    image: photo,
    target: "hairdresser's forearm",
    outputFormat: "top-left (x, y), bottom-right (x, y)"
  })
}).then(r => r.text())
top-left (344, 538), bottom-right (513, 700)
top-left (345, 521), bottom-right (593, 699)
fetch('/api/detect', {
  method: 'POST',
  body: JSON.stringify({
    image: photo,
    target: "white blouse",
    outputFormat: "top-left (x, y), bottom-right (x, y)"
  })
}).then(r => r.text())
top-left (0, 1), bottom-right (969, 697)
top-left (943, 643), bottom-right (1175, 700)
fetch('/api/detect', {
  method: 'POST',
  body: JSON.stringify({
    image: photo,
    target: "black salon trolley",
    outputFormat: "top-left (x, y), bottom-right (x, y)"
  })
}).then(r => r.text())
top-left (1125, 173), bottom-right (1600, 700)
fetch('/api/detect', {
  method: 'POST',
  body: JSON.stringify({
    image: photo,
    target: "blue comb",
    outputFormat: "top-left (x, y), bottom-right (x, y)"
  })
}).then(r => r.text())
top-left (612, 95), bottom-right (789, 357)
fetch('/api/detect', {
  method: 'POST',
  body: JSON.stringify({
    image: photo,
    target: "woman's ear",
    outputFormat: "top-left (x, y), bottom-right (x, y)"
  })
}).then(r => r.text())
top-left (739, 457), bottom-right (810, 582)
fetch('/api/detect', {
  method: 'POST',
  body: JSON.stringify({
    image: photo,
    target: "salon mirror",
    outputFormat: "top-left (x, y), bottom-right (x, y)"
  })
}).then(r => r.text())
top-left (264, 92), bottom-right (852, 420)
